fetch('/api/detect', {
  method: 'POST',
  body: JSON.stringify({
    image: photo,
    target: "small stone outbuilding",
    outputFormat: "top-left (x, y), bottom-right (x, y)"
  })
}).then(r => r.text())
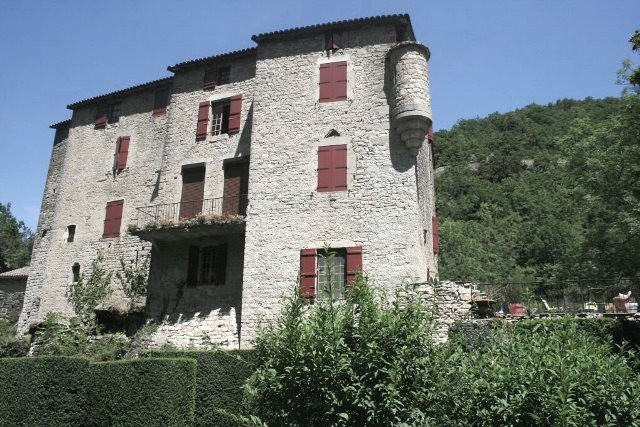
top-left (0, 267), bottom-right (28, 322)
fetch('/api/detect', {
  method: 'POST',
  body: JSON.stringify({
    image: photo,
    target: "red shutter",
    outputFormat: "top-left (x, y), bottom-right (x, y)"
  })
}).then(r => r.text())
top-left (95, 106), bottom-right (108, 129)
top-left (319, 62), bottom-right (347, 103)
top-left (332, 144), bottom-right (347, 191)
top-left (319, 63), bottom-right (333, 102)
top-left (103, 200), bottom-right (124, 238)
top-left (432, 216), bottom-right (440, 255)
top-left (317, 146), bottom-right (332, 192)
top-left (118, 137), bottom-right (130, 170)
top-left (187, 246), bottom-right (200, 287)
top-left (300, 249), bottom-right (317, 299)
top-left (346, 246), bottom-right (363, 285)
top-left (153, 88), bottom-right (169, 116)
top-left (227, 95), bottom-right (242, 134)
top-left (333, 61), bottom-right (347, 101)
top-left (196, 102), bottom-right (210, 140)
top-left (203, 69), bottom-right (216, 90)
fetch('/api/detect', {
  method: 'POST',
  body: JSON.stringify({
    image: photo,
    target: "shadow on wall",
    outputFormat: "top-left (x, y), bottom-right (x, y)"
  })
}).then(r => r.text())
top-left (383, 57), bottom-right (416, 174)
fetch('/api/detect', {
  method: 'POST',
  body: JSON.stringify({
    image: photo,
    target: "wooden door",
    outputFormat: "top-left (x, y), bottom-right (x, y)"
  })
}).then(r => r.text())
top-left (179, 166), bottom-right (205, 219)
top-left (223, 161), bottom-right (249, 215)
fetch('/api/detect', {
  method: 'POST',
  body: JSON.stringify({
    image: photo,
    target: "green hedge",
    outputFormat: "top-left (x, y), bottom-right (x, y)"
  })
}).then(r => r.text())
top-left (86, 358), bottom-right (197, 426)
top-left (0, 356), bottom-right (90, 426)
top-left (144, 350), bottom-right (256, 426)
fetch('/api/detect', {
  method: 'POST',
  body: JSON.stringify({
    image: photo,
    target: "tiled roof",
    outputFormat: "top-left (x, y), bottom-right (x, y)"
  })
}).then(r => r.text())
top-left (0, 266), bottom-right (29, 279)
top-left (67, 76), bottom-right (173, 110)
top-left (167, 47), bottom-right (257, 73)
top-left (50, 119), bottom-right (71, 129)
top-left (251, 14), bottom-right (414, 43)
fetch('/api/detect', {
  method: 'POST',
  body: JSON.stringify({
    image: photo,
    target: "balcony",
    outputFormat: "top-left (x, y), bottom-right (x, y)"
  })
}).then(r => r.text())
top-left (129, 195), bottom-right (248, 241)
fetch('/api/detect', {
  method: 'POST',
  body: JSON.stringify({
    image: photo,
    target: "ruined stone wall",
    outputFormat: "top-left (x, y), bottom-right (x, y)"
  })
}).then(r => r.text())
top-left (240, 24), bottom-right (437, 346)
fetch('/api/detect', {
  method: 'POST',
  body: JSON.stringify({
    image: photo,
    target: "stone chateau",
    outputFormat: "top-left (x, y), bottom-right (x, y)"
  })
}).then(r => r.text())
top-left (18, 14), bottom-right (442, 348)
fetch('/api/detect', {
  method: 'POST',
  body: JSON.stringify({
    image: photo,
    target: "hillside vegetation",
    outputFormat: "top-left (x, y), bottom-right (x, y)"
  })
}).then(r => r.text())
top-left (435, 95), bottom-right (640, 283)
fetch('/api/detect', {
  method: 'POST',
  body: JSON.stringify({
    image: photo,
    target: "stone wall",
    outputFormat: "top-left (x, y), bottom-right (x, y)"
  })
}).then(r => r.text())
top-left (0, 280), bottom-right (26, 322)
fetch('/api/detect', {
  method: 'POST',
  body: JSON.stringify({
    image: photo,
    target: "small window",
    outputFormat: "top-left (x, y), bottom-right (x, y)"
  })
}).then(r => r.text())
top-left (72, 263), bottom-right (80, 283)
top-left (109, 102), bottom-right (122, 123)
top-left (203, 66), bottom-right (231, 90)
top-left (211, 100), bottom-right (231, 136)
top-left (153, 88), bottom-right (170, 116)
top-left (317, 249), bottom-right (346, 299)
top-left (186, 244), bottom-right (227, 287)
top-left (67, 225), bottom-right (76, 242)
top-left (319, 61), bottom-right (347, 103)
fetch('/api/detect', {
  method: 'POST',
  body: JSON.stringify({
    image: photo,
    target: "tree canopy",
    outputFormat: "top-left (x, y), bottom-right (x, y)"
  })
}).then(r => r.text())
top-left (0, 203), bottom-right (33, 272)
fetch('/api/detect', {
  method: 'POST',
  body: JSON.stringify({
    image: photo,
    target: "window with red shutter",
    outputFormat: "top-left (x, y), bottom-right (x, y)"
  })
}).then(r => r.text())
top-left (196, 102), bottom-right (210, 140)
top-left (95, 105), bottom-right (108, 129)
top-left (300, 249), bottom-right (317, 299)
top-left (103, 200), bottom-right (124, 238)
top-left (346, 246), bottom-right (363, 285)
top-left (317, 144), bottom-right (347, 192)
top-left (432, 216), bottom-right (440, 255)
top-left (319, 61), bottom-right (347, 103)
top-left (153, 88), bottom-right (169, 116)
top-left (113, 136), bottom-right (130, 172)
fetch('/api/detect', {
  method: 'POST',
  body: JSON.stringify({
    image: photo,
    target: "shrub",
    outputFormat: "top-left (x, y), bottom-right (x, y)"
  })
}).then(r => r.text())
top-left (429, 318), bottom-right (640, 426)
top-left (246, 277), bottom-right (437, 426)
top-left (0, 320), bottom-right (29, 357)
top-left (86, 358), bottom-right (196, 426)
top-left (144, 349), bottom-right (257, 427)
top-left (0, 356), bottom-right (90, 426)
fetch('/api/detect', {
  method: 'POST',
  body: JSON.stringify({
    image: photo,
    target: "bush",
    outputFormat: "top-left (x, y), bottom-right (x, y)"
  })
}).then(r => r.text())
top-left (429, 318), bottom-right (640, 426)
top-left (247, 277), bottom-right (437, 426)
top-left (0, 320), bottom-right (30, 357)
top-left (86, 358), bottom-right (197, 426)
top-left (0, 356), bottom-right (90, 426)
top-left (144, 349), bottom-right (257, 427)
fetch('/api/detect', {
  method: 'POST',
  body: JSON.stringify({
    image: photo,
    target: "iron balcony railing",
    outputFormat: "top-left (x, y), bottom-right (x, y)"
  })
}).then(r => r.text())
top-left (134, 195), bottom-right (248, 229)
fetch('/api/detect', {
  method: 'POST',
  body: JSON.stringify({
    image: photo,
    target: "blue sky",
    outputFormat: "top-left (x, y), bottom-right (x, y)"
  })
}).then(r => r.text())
top-left (0, 0), bottom-right (638, 230)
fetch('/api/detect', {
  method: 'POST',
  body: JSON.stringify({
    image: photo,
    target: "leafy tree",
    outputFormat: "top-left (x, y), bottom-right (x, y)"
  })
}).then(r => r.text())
top-left (0, 203), bottom-right (33, 272)
top-left (629, 29), bottom-right (640, 87)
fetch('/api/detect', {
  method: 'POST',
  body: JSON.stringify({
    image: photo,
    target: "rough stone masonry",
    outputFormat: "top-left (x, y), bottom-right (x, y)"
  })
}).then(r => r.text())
top-left (18, 14), bottom-right (467, 348)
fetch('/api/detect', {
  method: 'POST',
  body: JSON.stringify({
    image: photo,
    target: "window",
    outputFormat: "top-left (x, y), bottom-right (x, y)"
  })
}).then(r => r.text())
top-left (72, 263), bottom-right (80, 283)
top-left (95, 101), bottom-right (122, 128)
top-left (211, 100), bottom-right (230, 135)
top-left (317, 144), bottom-right (347, 192)
top-left (113, 136), bottom-right (130, 172)
top-left (195, 95), bottom-right (242, 140)
top-left (67, 225), bottom-right (76, 243)
top-left (317, 248), bottom-right (346, 299)
top-left (103, 200), bottom-right (124, 238)
top-left (299, 246), bottom-right (362, 299)
top-left (108, 102), bottom-right (122, 123)
top-left (203, 66), bottom-right (231, 90)
top-left (186, 244), bottom-right (228, 287)
top-left (153, 88), bottom-right (169, 116)
top-left (95, 105), bottom-right (108, 129)
top-left (319, 61), bottom-right (347, 102)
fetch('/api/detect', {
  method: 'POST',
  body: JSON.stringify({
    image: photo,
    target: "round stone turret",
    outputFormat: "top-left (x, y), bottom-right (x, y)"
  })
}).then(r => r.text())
top-left (387, 42), bottom-right (432, 155)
